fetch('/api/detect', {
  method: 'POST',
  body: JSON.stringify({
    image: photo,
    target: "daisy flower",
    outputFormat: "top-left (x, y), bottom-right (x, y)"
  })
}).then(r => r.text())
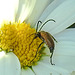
top-left (0, 0), bottom-right (75, 75)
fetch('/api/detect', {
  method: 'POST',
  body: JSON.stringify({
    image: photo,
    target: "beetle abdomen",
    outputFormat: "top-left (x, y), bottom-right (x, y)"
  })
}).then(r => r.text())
top-left (40, 31), bottom-right (54, 53)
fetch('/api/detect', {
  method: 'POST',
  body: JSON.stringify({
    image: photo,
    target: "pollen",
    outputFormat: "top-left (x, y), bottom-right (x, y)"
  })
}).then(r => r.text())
top-left (0, 22), bottom-right (44, 67)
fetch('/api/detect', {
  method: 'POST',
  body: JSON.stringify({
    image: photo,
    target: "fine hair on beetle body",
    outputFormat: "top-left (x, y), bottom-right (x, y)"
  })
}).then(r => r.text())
top-left (29, 19), bottom-right (57, 65)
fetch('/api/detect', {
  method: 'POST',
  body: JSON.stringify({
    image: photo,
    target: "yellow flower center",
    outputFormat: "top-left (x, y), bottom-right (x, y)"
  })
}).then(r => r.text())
top-left (0, 22), bottom-right (44, 67)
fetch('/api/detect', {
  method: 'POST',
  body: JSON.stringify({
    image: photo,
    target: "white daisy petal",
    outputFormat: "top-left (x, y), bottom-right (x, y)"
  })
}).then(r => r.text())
top-left (32, 61), bottom-right (58, 75)
top-left (0, 52), bottom-right (21, 75)
top-left (54, 41), bottom-right (75, 56)
top-left (39, 0), bottom-right (75, 35)
top-left (21, 68), bottom-right (35, 75)
top-left (26, 0), bottom-right (54, 27)
top-left (39, 56), bottom-right (70, 75)
top-left (16, 0), bottom-right (36, 23)
top-left (54, 55), bottom-right (75, 72)
top-left (32, 58), bottom-right (70, 75)
top-left (54, 29), bottom-right (75, 56)
top-left (52, 29), bottom-right (75, 73)
top-left (39, 0), bottom-right (65, 22)
top-left (54, 28), bottom-right (75, 41)
top-left (0, 0), bottom-right (19, 25)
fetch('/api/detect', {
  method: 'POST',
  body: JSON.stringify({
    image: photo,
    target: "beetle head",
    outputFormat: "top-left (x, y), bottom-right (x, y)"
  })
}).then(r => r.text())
top-left (35, 32), bottom-right (41, 38)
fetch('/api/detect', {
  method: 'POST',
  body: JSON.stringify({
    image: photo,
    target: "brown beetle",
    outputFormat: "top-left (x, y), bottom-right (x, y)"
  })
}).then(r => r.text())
top-left (29, 19), bottom-right (57, 65)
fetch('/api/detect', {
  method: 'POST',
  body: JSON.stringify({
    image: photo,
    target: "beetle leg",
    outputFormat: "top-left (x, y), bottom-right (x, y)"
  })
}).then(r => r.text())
top-left (29, 36), bottom-right (38, 51)
top-left (30, 41), bottom-right (44, 63)
top-left (35, 41), bottom-right (44, 57)
top-left (29, 36), bottom-right (37, 45)
top-left (50, 52), bottom-right (55, 65)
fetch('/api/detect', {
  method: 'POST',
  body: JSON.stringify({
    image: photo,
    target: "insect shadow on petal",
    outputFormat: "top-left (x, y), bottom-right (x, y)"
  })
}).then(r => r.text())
top-left (29, 19), bottom-right (57, 65)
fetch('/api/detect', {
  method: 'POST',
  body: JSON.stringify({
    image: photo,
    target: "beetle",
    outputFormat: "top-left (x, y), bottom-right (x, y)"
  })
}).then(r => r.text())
top-left (29, 19), bottom-right (57, 65)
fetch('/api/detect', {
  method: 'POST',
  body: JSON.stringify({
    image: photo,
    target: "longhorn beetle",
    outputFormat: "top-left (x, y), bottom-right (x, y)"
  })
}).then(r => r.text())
top-left (29, 19), bottom-right (57, 65)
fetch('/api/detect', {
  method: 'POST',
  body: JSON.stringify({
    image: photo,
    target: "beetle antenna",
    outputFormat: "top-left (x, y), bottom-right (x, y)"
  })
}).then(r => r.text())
top-left (39, 19), bottom-right (55, 31)
top-left (36, 21), bottom-right (42, 32)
